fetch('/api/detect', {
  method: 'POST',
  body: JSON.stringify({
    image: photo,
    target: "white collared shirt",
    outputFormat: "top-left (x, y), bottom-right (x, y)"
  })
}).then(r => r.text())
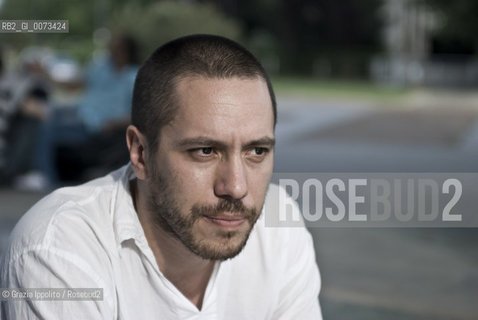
top-left (1, 164), bottom-right (322, 319)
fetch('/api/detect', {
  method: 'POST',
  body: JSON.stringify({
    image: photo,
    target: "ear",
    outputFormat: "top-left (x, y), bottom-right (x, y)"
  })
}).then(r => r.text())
top-left (126, 125), bottom-right (149, 180)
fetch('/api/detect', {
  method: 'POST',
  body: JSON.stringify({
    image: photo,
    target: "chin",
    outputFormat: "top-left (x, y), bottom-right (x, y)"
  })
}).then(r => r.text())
top-left (190, 229), bottom-right (252, 261)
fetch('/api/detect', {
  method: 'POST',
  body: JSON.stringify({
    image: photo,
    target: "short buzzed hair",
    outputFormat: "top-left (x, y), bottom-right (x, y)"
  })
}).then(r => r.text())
top-left (131, 34), bottom-right (276, 155)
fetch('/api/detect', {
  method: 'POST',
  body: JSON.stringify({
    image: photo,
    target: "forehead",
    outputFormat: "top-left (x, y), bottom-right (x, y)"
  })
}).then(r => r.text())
top-left (167, 76), bottom-right (274, 138)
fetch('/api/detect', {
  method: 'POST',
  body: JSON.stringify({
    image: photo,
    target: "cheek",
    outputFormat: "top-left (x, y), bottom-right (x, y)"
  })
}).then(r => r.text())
top-left (168, 163), bottom-right (216, 205)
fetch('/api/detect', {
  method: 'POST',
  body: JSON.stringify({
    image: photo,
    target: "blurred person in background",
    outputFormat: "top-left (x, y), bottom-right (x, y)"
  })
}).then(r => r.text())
top-left (0, 47), bottom-right (51, 190)
top-left (35, 33), bottom-right (139, 188)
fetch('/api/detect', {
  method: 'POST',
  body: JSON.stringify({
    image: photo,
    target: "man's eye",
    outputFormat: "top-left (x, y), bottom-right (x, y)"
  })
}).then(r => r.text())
top-left (189, 147), bottom-right (214, 159)
top-left (199, 147), bottom-right (213, 155)
top-left (249, 147), bottom-right (269, 158)
top-left (253, 147), bottom-right (266, 155)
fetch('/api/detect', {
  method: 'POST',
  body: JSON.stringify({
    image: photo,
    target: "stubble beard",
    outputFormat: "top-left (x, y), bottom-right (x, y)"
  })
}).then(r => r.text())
top-left (146, 168), bottom-right (263, 261)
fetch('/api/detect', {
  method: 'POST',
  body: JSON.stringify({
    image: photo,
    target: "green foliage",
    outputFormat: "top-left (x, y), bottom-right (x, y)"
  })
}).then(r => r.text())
top-left (0, 0), bottom-right (242, 63)
top-left (109, 1), bottom-right (243, 62)
top-left (0, 0), bottom-right (387, 76)
top-left (422, 0), bottom-right (478, 47)
top-left (0, 0), bottom-right (96, 35)
top-left (0, 0), bottom-right (96, 60)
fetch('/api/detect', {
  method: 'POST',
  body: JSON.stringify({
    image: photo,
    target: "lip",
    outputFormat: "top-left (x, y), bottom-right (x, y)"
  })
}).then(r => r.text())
top-left (204, 215), bottom-right (246, 228)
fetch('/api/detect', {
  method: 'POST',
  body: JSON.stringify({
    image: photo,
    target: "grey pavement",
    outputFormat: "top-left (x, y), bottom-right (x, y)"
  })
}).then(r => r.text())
top-left (1, 93), bottom-right (478, 319)
top-left (274, 95), bottom-right (478, 319)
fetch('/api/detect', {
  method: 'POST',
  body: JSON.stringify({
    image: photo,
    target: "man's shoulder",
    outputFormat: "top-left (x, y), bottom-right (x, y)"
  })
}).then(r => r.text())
top-left (0, 172), bottom-right (124, 317)
top-left (3, 167), bottom-right (126, 263)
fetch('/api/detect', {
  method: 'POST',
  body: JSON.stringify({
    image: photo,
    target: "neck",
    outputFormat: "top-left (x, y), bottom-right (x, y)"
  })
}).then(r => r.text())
top-left (131, 179), bottom-right (215, 309)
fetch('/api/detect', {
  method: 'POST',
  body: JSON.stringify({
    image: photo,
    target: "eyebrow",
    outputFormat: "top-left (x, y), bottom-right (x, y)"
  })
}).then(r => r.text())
top-left (176, 136), bottom-right (275, 149)
top-left (244, 137), bottom-right (276, 149)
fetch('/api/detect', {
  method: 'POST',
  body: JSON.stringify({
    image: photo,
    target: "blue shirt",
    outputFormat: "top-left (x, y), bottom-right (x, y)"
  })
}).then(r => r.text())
top-left (77, 57), bottom-right (138, 132)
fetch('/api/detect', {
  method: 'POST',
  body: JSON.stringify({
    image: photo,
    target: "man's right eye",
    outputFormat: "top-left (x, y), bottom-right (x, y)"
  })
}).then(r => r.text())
top-left (189, 147), bottom-right (215, 159)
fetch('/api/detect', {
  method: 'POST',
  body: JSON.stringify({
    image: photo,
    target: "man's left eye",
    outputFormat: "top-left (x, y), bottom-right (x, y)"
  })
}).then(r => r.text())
top-left (251, 147), bottom-right (268, 156)
top-left (199, 147), bottom-right (213, 155)
top-left (188, 147), bottom-right (215, 160)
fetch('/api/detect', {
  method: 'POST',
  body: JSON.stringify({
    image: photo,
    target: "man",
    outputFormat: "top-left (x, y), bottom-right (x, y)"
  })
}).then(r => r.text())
top-left (1, 35), bottom-right (322, 319)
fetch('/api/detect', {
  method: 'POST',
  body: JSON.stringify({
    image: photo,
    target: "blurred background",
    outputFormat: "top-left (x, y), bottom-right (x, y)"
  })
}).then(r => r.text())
top-left (0, 0), bottom-right (477, 319)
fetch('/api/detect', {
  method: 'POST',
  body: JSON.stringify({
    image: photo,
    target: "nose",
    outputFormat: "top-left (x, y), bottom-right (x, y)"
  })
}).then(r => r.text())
top-left (214, 155), bottom-right (248, 200)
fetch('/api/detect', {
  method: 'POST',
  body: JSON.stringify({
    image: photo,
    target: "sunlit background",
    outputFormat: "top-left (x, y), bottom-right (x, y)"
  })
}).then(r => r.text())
top-left (1, 0), bottom-right (477, 319)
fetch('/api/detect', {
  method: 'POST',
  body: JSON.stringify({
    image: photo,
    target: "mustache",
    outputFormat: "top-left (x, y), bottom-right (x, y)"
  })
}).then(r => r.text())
top-left (191, 198), bottom-right (257, 220)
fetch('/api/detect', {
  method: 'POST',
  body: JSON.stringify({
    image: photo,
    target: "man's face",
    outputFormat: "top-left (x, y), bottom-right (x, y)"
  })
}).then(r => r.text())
top-left (146, 76), bottom-right (275, 261)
